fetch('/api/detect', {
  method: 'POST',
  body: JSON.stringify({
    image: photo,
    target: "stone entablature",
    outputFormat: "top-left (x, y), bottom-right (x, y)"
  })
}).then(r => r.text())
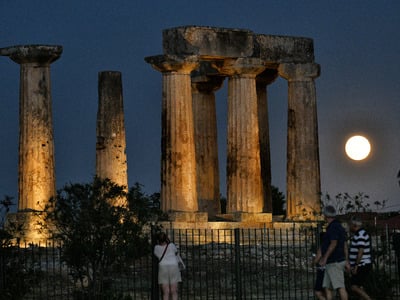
top-left (256, 34), bottom-right (314, 64)
top-left (163, 26), bottom-right (255, 58)
top-left (162, 26), bottom-right (314, 63)
top-left (146, 26), bottom-right (321, 221)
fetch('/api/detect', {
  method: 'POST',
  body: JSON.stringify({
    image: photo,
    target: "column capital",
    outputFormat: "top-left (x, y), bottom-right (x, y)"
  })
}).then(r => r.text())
top-left (145, 54), bottom-right (199, 74)
top-left (278, 63), bottom-right (320, 81)
top-left (191, 76), bottom-right (224, 94)
top-left (213, 57), bottom-right (266, 78)
top-left (191, 61), bottom-right (224, 93)
top-left (256, 68), bottom-right (278, 87)
top-left (0, 45), bottom-right (62, 65)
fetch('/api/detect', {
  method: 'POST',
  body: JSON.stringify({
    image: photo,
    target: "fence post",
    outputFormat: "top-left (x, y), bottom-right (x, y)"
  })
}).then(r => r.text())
top-left (234, 228), bottom-right (242, 299)
top-left (151, 225), bottom-right (159, 300)
top-left (392, 230), bottom-right (400, 277)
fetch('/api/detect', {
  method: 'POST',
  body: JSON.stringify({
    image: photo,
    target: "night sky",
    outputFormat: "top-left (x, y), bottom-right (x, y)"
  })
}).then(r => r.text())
top-left (0, 1), bottom-right (399, 212)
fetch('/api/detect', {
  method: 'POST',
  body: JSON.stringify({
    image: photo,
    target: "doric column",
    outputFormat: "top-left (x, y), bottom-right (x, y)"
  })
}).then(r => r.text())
top-left (0, 45), bottom-right (62, 212)
top-left (96, 71), bottom-right (128, 206)
top-left (191, 65), bottom-right (224, 218)
top-left (215, 58), bottom-right (266, 213)
top-left (278, 63), bottom-right (321, 220)
top-left (256, 69), bottom-right (278, 213)
top-left (145, 55), bottom-right (199, 213)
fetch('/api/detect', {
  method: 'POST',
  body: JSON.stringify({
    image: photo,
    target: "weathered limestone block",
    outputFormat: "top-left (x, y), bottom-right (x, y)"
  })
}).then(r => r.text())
top-left (278, 63), bottom-right (321, 220)
top-left (167, 211), bottom-right (208, 223)
top-left (163, 26), bottom-right (255, 58)
top-left (145, 55), bottom-right (199, 212)
top-left (232, 212), bottom-right (272, 223)
top-left (96, 71), bottom-right (128, 204)
top-left (256, 35), bottom-right (314, 64)
top-left (0, 45), bottom-right (62, 212)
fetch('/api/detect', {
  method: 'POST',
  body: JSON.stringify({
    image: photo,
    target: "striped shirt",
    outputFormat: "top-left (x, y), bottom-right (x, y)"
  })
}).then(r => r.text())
top-left (349, 228), bottom-right (371, 266)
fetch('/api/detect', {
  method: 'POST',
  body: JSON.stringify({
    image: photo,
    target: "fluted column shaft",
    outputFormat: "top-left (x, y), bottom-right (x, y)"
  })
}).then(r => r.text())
top-left (0, 45), bottom-right (62, 211)
top-left (217, 58), bottom-right (266, 213)
top-left (147, 55), bottom-right (199, 212)
top-left (96, 71), bottom-right (128, 205)
top-left (278, 63), bottom-right (321, 219)
top-left (256, 69), bottom-right (278, 213)
top-left (192, 75), bottom-right (224, 218)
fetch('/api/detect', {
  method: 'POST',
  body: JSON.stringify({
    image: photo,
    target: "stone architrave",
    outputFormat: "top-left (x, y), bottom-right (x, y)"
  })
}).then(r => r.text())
top-left (0, 45), bottom-right (62, 212)
top-left (96, 71), bottom-right (128, 206)
top-left (256, 69), bottom-right (278, 213)
top-left (255, 34), bottom-right (315, 64)
top-left (191, 64), bottom-right (224, 218)
top-left (278, 63), bottom-right (321, 220)
top-left (162, 26), bottom-right (255, 58)
top-left (145, 55), bottom-right (199, 213)
top-left (215, 58), bottom-right (266, 213)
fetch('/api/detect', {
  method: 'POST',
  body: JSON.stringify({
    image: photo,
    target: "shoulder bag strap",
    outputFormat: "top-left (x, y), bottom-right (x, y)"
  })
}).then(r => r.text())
top-left (159, 243), bottom-right (169, 263)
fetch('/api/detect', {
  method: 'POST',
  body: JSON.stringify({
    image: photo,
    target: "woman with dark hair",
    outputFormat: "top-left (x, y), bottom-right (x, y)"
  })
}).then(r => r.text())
top-left (154, 232), bottom-right (181, 300)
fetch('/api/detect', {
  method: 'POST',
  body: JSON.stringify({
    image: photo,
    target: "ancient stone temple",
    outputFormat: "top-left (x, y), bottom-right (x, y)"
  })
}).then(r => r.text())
top-left (146, 26), bottom-right (321, 221)
top-left (96, 71), bottom-right (128, 206)
top-left (0, 45), bottom-right (62, 241)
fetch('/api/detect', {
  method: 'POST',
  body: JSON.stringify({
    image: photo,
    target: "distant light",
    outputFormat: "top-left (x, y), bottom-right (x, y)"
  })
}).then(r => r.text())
top-left (345, 135), bottom-right (371, 161)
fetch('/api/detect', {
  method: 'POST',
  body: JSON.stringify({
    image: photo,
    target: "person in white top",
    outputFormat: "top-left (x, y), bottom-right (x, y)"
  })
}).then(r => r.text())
top-left (154, 232), bottom-right (181, 300)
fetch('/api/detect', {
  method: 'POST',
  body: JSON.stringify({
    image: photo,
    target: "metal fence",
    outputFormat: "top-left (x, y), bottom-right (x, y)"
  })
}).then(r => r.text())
top-left (1, 225), bottom-right (400, 299)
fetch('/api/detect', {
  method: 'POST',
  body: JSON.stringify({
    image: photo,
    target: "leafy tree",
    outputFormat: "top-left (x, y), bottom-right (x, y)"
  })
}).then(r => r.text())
top-left (321, 192), bottom-right (386, 214)
top-left (0, 196), bottom-right (14, 245)
top-left (272, 185), bottom-right (286, 215)
top-left (41, 177), bottom-right (162, 298)
top-left (127, 183), bottom-right (164, 222)
top-left (0, 195), bottom-right (26, 244)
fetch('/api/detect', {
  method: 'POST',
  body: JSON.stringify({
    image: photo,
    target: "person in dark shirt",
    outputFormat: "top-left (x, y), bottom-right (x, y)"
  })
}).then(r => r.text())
top-left (318, 205), bottom-right (350, 300)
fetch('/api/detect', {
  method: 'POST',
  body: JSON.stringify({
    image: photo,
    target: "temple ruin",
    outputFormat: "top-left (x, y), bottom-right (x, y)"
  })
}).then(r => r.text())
top-left (1, 26), bottom-right (322, 242)
top-left (146, 26), bottom-right (321, 221)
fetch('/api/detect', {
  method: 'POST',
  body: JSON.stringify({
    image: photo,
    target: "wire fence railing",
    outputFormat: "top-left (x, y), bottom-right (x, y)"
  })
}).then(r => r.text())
top-left (1, 225), bottom-right (400, 299)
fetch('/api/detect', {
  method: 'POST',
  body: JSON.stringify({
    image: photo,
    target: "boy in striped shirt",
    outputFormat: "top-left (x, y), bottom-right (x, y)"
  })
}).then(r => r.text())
top-left (348, 216), bottom-right (372, 300)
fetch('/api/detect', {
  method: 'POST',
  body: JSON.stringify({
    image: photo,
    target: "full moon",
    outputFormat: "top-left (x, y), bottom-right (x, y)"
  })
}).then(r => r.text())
top-left (345, 135), bottom-right (371, 161)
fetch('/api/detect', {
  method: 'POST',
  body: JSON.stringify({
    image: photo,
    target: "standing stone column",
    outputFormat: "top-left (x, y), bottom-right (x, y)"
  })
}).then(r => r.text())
top-left (96, 71), bottom-right (128, 206)
top-left (216, 58), bottom-right (266, 214)
top-left (145, 55), bottom-right (199, 214)
top-left (256, 69), bottom-right (278, 213)
top-left (191, 67), bottom-right (224, 219)
top-left (0, 45), bottom-right (62, 212)
top-left (278, 63), bottom-right (321, 220)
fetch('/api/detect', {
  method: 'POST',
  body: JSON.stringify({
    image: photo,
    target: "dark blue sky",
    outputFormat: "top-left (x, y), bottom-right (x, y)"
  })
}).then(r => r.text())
top-left (1, 1), bottom-right (399, 211)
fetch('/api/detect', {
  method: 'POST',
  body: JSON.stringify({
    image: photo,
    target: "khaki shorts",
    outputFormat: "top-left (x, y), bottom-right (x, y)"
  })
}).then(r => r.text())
top-left (158, 264), bottom-right (181, 285)
top-left (323, 261), bottom-right (346, 290)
